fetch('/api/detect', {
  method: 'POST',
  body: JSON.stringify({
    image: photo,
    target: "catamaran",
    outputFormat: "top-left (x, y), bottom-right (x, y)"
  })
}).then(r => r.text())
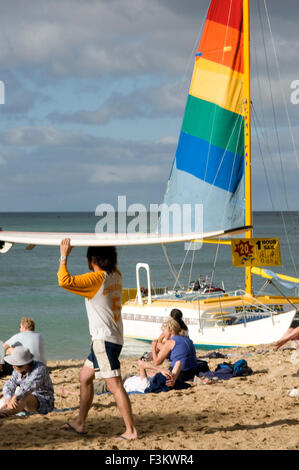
top-left (121, 0), bottom-right (299, 348)
top-left (0, 0), bottom-right (298, 348)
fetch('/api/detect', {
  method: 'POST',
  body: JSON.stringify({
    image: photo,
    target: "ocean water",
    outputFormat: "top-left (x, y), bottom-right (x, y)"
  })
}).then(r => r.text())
top-left (0, 211), bottom-right (298, 360)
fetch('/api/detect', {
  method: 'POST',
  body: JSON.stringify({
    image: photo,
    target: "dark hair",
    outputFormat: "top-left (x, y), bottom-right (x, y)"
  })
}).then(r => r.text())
top-left (86, 246), bottom-right (117, 274)
top-left (170, 309), bottom-right (187, 331)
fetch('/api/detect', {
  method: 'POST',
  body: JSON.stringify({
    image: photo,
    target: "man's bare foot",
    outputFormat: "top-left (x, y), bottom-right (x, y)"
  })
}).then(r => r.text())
top-left (115, 429), bottom-right (138, 440)
top-left (61, 420), bottom-right (87, 435)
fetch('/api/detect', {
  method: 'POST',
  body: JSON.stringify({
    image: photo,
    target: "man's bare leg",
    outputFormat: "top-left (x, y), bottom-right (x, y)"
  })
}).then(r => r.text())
top-left (106, 376), bottom-right (138, 440)
top-left (0, 394), bottom-right (39, 419)
top-left (61, 365), bottom-right (94, 434)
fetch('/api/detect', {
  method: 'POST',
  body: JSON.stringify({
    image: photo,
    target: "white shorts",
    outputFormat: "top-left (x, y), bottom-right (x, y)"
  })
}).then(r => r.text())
top-left (84, 339), bottom-right (122, 379)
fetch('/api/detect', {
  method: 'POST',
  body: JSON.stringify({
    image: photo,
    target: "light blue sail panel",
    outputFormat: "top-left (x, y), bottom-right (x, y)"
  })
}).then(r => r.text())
top-left (159, 161), bottom-right (245, 233)
top-left (176, 131), bottom-right (244, 194)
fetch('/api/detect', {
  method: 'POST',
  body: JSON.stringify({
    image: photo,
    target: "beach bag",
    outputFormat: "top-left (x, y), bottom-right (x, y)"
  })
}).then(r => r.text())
top-left (232, 359), bottom-right (253, 377)
top-left (196, 359), bottom-right (210, 373)
top-left (215, 362), bottom-right (233, 372)
top-left (215, 360), bottom-right (253, 377)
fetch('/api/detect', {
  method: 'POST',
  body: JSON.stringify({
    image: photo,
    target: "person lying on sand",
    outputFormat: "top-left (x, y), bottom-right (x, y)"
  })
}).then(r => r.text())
top-left (125, 359), bottom-right (182, 393)
top-left (0, 346), bottom-right (54, 419)
top-left (93, 359), bottom-right (183, 395)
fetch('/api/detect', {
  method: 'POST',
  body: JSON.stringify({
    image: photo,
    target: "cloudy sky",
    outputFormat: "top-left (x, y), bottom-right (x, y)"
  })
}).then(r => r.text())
top-left (0, 0), bottom-right (298, 212)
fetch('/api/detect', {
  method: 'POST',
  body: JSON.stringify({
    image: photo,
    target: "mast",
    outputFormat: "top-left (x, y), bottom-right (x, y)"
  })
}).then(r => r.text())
top-left (243, 0), bottom-right (253, 295)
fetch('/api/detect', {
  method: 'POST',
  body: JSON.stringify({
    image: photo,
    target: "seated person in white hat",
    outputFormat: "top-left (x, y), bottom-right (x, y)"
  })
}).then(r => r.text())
top-left (0, 346), bottom-right (54, 419)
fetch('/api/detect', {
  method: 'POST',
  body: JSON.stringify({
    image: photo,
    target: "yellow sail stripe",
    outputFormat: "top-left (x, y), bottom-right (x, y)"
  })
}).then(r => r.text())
top-left (189, 58), bottom-right (244, 115)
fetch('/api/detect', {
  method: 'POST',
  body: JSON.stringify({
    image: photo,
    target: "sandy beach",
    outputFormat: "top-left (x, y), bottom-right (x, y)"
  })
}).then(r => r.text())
top-left (0, 344), bottom-right (298, 451)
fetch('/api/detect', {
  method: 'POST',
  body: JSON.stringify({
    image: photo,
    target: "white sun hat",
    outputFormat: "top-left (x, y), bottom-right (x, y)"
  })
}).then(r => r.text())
top-left (4, 346), bottom-right (34, 366)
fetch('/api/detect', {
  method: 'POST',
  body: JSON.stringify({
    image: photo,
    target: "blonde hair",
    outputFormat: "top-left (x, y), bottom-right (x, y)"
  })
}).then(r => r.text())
top-left (21, 317), bottom-right (35, 331)
top-left (164, 318), bottom-right (182, 336)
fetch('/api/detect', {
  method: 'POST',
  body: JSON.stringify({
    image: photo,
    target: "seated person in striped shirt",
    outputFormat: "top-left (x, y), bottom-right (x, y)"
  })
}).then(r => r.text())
top-left (0, 346), bottom-right (54, 419)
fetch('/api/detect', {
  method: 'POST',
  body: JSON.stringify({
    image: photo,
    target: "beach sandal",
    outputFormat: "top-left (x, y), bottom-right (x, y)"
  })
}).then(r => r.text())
top-left (115, 433), bottom-right (138, 441)
top-left (61, 422), bottom-right (88, 435)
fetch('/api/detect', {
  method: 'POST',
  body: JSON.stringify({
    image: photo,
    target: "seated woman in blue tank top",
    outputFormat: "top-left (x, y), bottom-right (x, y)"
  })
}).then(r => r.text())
top-left (151, 319), bottom-right (198, 382)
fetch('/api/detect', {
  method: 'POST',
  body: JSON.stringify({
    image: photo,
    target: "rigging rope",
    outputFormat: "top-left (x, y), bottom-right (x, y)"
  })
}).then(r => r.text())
top-left (172, 243), bottom-right (192, 290)
top-left (199, 0), bottom-right (241, 289)
top-left (161, 244), bottom-right (184, 290)
top-left (187, 244), bottom-right (196, 287)
top-left (251, 107), bottom-right (275, 210)
top-left (257, 0), bottom-right (298, 277)
top-left (263, 0), bottom-right (299, 171)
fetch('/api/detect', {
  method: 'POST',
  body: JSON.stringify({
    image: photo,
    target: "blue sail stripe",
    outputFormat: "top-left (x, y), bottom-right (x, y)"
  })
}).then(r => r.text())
top-left (176, 131), bottom-right (244, 193)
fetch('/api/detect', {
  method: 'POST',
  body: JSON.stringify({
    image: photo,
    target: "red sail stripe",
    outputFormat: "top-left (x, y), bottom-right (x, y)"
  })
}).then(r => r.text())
top-left (207, 0), bottom-right (243, 32)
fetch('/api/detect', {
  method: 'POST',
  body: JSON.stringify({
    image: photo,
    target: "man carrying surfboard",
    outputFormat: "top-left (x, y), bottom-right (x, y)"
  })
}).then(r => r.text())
top-left (57, 238), bottom-right (137, 440)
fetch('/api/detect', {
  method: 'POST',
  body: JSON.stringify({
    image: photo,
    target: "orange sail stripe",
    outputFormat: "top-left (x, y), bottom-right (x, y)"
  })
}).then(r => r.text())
top-left (196, 19), bottom-right (243, 74)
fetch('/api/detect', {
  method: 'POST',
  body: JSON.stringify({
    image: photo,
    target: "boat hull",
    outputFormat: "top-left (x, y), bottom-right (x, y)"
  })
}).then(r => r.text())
top-left (122, 295), bottom-right (298, 349)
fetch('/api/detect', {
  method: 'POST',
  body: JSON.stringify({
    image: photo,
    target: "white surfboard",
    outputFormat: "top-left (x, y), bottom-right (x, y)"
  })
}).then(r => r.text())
top-left (0, 225), bottom-right (252, 252)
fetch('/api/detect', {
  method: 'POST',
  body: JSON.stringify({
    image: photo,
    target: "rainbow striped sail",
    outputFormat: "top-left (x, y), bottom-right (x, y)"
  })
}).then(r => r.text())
top-left (161, 0), bottom-right (245, 233)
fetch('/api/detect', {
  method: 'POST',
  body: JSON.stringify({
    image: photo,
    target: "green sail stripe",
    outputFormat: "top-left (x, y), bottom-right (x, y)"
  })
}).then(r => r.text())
top-left (182, 95), bottom-right (244, 157)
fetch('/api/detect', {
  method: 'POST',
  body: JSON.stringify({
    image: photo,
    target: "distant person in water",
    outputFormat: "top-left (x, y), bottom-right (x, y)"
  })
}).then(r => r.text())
top-left (4, 317), bottom-right (46, 365)
top-left (57, 238), bottom-right (137, 440)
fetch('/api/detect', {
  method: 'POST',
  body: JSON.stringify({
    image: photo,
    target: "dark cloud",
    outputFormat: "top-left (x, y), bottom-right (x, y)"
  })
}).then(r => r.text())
top-left (48, 81), bottom-right (187, 125)
top-left (0, 125), bottom-right (176, 210)
top-left (0, 0), bottom-right (298, 211)
top-left (0, 0), bottom-right (194, 79)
